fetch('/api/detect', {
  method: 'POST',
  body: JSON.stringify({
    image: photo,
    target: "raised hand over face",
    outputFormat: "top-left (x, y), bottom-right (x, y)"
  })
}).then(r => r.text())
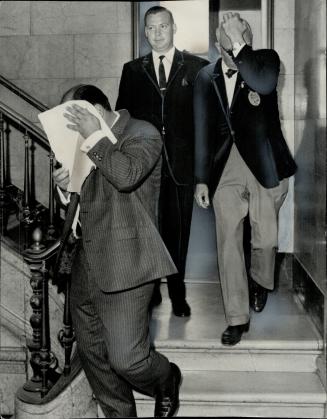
top-left (64, 104), bottom-right (101, 139)
top-left (221, 12), bottom-right (251, 46)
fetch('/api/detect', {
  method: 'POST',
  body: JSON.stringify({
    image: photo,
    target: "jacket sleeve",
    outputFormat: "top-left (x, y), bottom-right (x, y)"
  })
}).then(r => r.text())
top-left (234, 45), bottom-right (280, 95)
top-left (86, 130), bottom-right (162, 192)
top-left (194, 68), bottom-right (213, 185)
top-left (116, 63), bottom-right (132, 112)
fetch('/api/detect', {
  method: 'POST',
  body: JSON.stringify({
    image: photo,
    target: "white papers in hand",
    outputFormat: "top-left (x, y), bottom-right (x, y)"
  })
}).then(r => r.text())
top-left (38, 100), bottom-right (115, 193)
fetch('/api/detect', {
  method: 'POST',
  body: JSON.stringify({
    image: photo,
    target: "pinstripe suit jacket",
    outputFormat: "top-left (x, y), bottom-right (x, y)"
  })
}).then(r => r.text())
top-left (58, 109), bottom-right (177, 292)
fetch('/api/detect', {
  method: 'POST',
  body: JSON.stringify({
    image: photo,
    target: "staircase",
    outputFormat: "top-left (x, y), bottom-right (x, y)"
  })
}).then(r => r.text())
top-left (130, 282), bottom-right (326, 418)
top-left (0, 73), bottom-right (326, 418)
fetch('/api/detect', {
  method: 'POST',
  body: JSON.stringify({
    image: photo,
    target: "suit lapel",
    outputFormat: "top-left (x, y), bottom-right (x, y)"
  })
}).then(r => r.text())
top-left (230, 72), bottom-right (243, 111)
top-left (166, 49), bottom-right (184, 90)
top-left (141, 53), bottom-right (161, 95)
top-left (212, 59), bottom-right (229, 112)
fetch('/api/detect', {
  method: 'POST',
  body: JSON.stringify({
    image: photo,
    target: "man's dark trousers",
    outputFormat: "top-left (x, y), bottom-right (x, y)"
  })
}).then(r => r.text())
top-left (158, 171), bottom-right (194, 303)
top-left (70, 241), bottom-right (171, 417)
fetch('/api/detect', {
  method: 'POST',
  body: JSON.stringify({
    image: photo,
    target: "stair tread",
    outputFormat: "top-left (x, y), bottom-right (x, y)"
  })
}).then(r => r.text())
top-left (0, 325), bottom-right (25, 350)
top-left (150, 284), bottom-right (322, 351)
top-left (136, 371), bottom-right (326, 404)
top-left (0, 347), bottom-right (25, 360)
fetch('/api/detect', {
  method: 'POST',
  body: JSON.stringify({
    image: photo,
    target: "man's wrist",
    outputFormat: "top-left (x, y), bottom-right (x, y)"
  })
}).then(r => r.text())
top-left (80, 130), bottom-right (105, 153)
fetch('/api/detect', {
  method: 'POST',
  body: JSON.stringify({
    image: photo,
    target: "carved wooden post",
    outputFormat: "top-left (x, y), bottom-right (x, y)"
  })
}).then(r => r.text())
top-left (39, 259), bottom-right (51, 397)
top-left (5, 120), bottom-right (11, 186)
top-left (0, 112), bottom-right (9, 207)
top-left (46, 151), bottom-right (56, 241)
top-left (22, 228), bottom-right (60, 398)
top-left (22, 131), bottom-right (31, 222)
top-left (23, 228), bottom-right (45, 394)
top-left (58, 279), bottom-right (75, 376)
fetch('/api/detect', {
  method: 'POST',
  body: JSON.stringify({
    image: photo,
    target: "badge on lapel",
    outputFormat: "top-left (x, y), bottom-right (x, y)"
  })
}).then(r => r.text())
top-left (248, 90), bottom-right (261, 106)
top-left (181, 77), bottom-right (189, 87)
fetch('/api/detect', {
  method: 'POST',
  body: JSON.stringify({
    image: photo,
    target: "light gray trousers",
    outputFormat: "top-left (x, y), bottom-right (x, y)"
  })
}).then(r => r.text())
top-left (212, 145), bottom-right (289, 326)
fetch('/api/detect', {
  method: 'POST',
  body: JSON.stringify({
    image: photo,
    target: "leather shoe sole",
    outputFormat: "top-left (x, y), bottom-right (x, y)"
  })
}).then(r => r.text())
top-left (221, 322), bottom-right (250, 346)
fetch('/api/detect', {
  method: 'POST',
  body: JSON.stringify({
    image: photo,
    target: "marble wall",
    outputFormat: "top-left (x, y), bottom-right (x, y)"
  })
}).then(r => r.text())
top-left (0, 1), bottom-right (132, 108)
top-left (293, 0), bottom-right (326, 292)
top-left (0, 1), bottom-right (133, 209)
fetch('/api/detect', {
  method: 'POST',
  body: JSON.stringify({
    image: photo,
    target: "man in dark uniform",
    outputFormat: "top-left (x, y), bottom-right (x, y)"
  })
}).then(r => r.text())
top-left (116, 6), bottom-right (208, 317)
top-left (194, 13), bottom-right (296, 345)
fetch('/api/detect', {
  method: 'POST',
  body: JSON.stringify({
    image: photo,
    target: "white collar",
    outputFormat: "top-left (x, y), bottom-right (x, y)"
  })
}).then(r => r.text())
top-left (152, 46), bottom-right (175, 63)
top-left (111, 110), bottom-right (120, 128)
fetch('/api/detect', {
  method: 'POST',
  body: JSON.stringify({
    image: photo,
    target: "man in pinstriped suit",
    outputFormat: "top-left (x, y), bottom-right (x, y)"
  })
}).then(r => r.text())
top-left (53, 85), bottom-right (182, 417)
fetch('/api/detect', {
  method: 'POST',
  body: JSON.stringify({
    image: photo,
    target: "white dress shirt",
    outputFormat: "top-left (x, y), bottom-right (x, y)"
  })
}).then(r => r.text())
top-left (222, 43), bottom-right (246, 107)
top-left (152, 46), bottom-right (175, 85)
top-left (57, 111), bottom-right (120, 237)
top-left (222, 60), bottom-right (238, 107)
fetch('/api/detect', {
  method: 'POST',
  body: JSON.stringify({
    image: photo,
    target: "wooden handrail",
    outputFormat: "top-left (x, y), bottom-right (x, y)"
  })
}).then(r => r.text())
top-left (0, 101), bottom-right (49, 149)
top-left (23, 238), bottom-right (61, 262)
top-left (0, 74), bottom-right (48, 112)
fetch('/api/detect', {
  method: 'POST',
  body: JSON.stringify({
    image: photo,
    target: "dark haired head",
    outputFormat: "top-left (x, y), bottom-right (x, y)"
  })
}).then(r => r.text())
top-left (144, 6), bottom-right (174, 26)
top-left (60, 84), bottom-right (112, 111)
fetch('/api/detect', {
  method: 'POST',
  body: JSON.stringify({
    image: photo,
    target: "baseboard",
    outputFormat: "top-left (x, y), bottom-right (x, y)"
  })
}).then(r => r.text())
top-left (292, 256), bottom-right (324, 336)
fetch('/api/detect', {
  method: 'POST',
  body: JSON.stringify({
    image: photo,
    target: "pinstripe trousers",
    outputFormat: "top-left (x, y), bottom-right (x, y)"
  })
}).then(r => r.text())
top-left (70, 240), bottom-right (171, 417)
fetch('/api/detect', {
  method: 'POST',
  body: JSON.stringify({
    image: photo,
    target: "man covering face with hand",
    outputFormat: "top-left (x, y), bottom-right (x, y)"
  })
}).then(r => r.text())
top-left (194, 13), bottom-right (296, 346)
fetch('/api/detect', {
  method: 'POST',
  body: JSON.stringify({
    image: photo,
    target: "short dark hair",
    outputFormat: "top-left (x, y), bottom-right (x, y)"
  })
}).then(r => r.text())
top-left (144, 6), bottom-right (174, 26)
top-left (61, 84), bottom-right (112, 111)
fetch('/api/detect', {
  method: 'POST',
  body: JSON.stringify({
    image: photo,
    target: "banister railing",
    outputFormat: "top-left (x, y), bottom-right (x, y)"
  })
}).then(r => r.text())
top-left (0, 74), bottom-right (48, 112)
top-left (0, 77), bottom-right (80, 404)
top-left (22, 229), bottom-right (61, 398)
top-left (0, 101), bottom-right (55, 235)
top-left (0, 101), bottom-right (49, 148)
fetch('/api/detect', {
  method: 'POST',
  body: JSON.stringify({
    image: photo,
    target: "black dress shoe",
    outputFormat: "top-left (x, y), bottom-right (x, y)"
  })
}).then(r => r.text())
top-left (249, 280), bottom-right (268, 312)
top-left (172, 300), bottom-right (191, 317)
top-left (221, 322), bottom-right (250, 346)
top-left (150, 288), bottom-right (162, 308)
top-left (154, 363), bottom-right (182, 417)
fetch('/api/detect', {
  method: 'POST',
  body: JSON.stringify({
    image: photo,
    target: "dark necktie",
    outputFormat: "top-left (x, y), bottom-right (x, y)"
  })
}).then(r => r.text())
top-left (225, 68), bottom-right (237, 78)
top-left (159, 55), bottom-right (167, 91)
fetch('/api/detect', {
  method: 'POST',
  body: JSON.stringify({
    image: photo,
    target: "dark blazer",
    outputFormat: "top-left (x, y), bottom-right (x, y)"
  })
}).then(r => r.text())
top-left (56, 110), bottom-right (177, 293)
top-left (194, 45), bottom-right (297, 196)
top-left (116, 49), bottom-right (209, 185)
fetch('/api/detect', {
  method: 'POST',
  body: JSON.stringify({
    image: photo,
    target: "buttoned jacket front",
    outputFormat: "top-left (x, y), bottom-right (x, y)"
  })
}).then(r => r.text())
top-left (116, 49), bottom-right (208, 185)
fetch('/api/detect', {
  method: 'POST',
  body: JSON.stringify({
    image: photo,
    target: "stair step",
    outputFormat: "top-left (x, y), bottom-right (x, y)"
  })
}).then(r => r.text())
top-left (159, 346), bottom-right (320, 372)
top-left (150, 283), bottom-right (322, 372)
top-left (0, 348), bottom-right (27, 417)
top-left (135, 370), bottom-right (326, 418)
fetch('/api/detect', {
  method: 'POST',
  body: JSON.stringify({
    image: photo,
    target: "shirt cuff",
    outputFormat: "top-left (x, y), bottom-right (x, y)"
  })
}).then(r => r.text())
top-left (57, 185), bottom-right (71, 205)
top-left (232, 42), bottom-right (246, 57)
top-left (80, 130), bottom-right (106, 153)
